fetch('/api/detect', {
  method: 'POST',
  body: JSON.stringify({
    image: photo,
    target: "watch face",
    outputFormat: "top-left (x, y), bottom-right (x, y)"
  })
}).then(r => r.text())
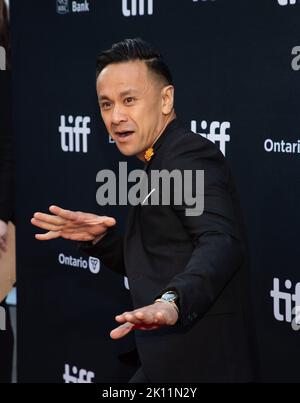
top-left (162, 292), bottom-right (177, 302)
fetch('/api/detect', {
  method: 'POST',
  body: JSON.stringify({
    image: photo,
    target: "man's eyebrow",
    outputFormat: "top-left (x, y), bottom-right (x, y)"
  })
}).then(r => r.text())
top-left (98, 94), bottom-right (110, 102)
top-left (98, 89), bottom-right (138, 102)
top-left (119, 88), bottom-right (138, 97)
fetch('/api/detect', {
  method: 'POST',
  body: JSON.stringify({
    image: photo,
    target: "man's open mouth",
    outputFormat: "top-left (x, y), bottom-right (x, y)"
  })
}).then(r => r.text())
top-left (115, 131), bottom-right (135, 139)
top-left (117, 130), bottom-right (133, 137)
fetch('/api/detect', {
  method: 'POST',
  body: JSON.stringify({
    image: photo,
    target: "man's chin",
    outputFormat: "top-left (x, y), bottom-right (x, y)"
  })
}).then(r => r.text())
top-left (116, 145), bottom-right (138, 157)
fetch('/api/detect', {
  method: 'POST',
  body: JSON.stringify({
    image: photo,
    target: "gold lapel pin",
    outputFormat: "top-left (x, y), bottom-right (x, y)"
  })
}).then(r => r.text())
top-left (144, 147), bottom-right (154, 162)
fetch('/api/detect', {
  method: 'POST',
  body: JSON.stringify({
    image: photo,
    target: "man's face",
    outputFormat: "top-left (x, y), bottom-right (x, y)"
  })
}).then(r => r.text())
top-left (96, 60), bottom-right (170, 159)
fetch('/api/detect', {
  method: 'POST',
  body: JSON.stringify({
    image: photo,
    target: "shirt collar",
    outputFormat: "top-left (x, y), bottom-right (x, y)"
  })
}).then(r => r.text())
top-left (143, 118), bottom-right (179, 165)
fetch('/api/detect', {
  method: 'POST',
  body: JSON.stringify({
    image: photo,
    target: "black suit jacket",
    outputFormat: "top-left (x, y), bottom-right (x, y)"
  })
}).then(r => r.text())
top-left (82, 119), bottom-right (255, 382)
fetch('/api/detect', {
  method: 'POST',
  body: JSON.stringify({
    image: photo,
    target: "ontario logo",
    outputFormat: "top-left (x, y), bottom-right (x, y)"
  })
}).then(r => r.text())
top-left (58, 253), bottom-right (100, 274)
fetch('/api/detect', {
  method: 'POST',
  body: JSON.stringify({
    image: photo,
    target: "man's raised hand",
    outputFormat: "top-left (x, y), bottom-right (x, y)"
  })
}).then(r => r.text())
top-left (110, 301), bottom-right (179, 340)
top-left (31, 205), bottom-right (116, 242)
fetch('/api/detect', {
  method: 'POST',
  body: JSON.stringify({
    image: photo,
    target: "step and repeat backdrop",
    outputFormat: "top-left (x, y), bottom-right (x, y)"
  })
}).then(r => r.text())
top-left (11, 0), bottom-right (300, 382)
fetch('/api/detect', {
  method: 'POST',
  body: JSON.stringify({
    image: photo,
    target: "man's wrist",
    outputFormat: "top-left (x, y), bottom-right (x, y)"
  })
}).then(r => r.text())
top-left (154, 290), bottom-right (179, 313)
top-left (154, 298), bottom-right (179, 314)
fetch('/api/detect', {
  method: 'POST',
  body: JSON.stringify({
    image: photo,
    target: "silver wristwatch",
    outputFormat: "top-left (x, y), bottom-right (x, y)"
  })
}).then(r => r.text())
top-left (155, 291), bottom-right (179, 313)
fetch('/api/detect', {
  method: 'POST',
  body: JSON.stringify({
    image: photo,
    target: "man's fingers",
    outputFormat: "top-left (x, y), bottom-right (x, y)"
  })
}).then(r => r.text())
top-left (137, 310), bottom-right (168, 325)
top-left (31, 217), bottom-right (64, 232)
top-left (116, 312), bottom-right (144, 325)
top-left (116, 310), bottom-right (159, 326)
top-left (115, 312), bottom-right (134, 323)
top-left (154, 311), bottom-right (167, 325)
top-left (134, 310), bottom-right (156, 325)
top-left (110, 322), bottom-right (135, 340)
top-left (49, 206), bottom-right (116, 228)
top-left (33, 212), bottom-right (66, 226)
top-left (103, 217), bottom-right (117, 227)
top-left (80, 216), bottom-right (116, 227)
top-left (60, 232), bottom-right (95, 241)
top-left (35, 231), bottom-right (62, 241)
top-left (49, 205), bottom-right (78, 221)
top-left (111, 307), bottom-right (171, 339)
top-left (135, 324), bottom-right (160, 331)
top-left (134, 308), bottom-right (171, 326)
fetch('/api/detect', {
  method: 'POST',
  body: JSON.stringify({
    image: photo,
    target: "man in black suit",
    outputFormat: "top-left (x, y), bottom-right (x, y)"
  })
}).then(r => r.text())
top-left (32, 38), bottom-right (256, 382)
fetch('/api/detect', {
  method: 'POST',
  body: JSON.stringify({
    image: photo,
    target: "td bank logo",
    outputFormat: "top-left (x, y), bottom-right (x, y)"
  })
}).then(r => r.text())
top-left (58, 253), bottom-right (100, 274)
top-left (56, 0), bottom-right (90, 14)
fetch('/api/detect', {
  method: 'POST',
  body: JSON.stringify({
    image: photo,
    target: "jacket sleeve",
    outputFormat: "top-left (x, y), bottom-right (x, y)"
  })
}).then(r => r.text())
top-left (79, 228), bottom-right (126, 276)
top-left (158, 134), bottom-right (245, 327)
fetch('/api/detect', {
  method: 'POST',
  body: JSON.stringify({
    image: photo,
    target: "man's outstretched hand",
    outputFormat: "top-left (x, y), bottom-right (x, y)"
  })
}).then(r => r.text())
top-left (31, 205), bottom-right (116, 242)
top-left (110, 301), bottom-right (179, 340)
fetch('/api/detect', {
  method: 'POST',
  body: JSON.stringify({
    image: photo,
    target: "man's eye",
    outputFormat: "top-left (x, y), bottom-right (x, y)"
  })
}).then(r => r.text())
top-left (101, 102), bottom-right (111, 110)
top-left (124, 97), bottom-right (134, 105)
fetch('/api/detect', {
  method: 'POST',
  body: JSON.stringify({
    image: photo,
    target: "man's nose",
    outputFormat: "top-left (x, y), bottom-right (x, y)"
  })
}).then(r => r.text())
top-left (111, 105), bottom-right (127, 125)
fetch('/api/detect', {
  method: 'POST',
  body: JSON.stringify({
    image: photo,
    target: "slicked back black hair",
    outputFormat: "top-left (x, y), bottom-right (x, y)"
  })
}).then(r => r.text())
top-left (96, 38), bottom-right (173, 85)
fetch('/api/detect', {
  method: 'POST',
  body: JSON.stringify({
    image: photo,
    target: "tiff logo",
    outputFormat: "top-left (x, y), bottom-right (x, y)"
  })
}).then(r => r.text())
top-left (122, 0), bottom-right (153, 16)
top-left (0, 306), bottom-right (6, 331)
top-left (191, 119), bottom-right (230, 156)
top-left (277, 0), bottom-right (297, 5)
top-left (63, 364), bottom-right (95, 383)
top-left (270, 277), bottom-right (300, 331)
top-left (0, 46), bottom-right (6, 70)
top-left (59, 115), bottom-right (91, 153)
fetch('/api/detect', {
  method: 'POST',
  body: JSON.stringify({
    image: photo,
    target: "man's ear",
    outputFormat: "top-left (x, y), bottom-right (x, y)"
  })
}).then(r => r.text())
top-left (161, 85), bottom-right (174, 115)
